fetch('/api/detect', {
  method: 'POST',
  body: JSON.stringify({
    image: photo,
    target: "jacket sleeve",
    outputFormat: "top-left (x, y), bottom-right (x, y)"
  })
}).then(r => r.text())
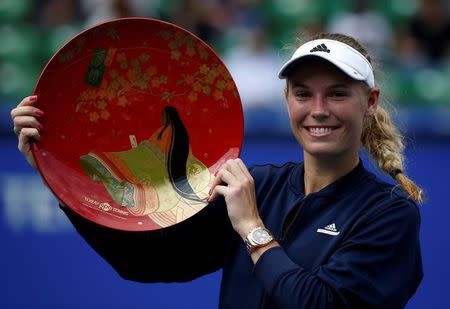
top-left (253, 199), bottom-right (423, 309)
top-left (60, 198), bottom-right (235, 283)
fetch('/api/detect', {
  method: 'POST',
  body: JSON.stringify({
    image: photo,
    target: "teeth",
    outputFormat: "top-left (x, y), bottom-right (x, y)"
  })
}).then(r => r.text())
top-left (309, 127), bottom-right (332, 134)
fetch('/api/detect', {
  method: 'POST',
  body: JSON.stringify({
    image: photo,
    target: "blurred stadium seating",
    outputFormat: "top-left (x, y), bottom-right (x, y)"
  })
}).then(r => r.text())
top-left (0, 0), bottom-right (449, 137)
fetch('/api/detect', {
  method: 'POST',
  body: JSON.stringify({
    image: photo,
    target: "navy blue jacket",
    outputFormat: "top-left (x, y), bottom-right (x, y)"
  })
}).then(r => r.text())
top-left (61, 160), bottom-right (423, 308)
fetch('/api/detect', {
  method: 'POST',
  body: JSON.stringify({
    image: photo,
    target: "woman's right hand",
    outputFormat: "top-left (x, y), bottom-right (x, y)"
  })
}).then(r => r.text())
top-left (10, 95), bottom-right (44, 168)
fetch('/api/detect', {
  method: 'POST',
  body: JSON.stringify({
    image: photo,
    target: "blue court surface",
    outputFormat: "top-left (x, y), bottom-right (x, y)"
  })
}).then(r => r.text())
top-left (1, 135), bottom-right (448, 308)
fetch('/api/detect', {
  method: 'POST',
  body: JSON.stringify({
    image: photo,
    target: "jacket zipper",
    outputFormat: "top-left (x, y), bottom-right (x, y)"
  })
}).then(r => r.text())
top-left (260, 196), bottom-right (307, 308)
top-left (279, 196), bottom-right (307, 243)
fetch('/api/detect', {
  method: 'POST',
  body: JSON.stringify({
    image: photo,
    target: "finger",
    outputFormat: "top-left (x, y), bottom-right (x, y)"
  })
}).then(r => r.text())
top-left (210, 168), bottom-right (236, 190)
top-left (13, 116), bottom-right (43, 136)
top-left (208, 168), bottom-right (236, 202)
top-left (225, 159), bottom-right (248, 179)
top-left (234, 158), bottom-right (253, 180)
top-left (17, 95), bottom-right (38, 107)
top-left (11, 105), bottom-right (44, 119)
top-left (18, 127), bottom-right (40, 154)
top-left (13, 115), bottom-right (43, 130)
top-left (208, 185), bottom-right (228, 203)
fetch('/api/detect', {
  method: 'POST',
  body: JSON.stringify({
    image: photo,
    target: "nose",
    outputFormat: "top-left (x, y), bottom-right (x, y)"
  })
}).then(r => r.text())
top-left (311, 95), bottom-right (330, 119)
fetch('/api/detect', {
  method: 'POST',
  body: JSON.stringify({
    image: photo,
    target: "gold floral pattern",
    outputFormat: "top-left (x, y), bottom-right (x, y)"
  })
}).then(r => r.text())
top-left (57, 37), bottom-right (86, 64)
top-left (75, 26), bottom-right (237, 123)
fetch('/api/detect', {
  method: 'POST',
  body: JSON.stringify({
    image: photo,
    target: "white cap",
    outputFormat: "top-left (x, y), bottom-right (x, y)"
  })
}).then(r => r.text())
top-left (278, 39), bottom-right (375, 87)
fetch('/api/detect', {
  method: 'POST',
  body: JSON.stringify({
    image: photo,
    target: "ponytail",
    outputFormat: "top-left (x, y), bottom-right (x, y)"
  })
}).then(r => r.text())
top-left (361, 106), bottom-right (424, 203)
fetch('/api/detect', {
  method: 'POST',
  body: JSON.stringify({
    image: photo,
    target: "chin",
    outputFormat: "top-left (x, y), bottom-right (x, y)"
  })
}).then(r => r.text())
top-left (300, 139), bottom-right (338, 153)
top-left (304, 148), bottom-right (341, 158)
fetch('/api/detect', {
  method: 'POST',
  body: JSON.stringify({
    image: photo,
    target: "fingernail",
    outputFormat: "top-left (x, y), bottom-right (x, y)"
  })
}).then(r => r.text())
top-left (30, 95), bottom-right (38, 102)
top-left (36, 109), bottom-right (44, 116)
top-left (37, 123), bottom-right (43, 131)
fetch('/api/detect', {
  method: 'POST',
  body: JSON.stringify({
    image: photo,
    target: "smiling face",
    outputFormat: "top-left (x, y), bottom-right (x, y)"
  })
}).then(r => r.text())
top-left (285, 58), bottom-right (379, 161)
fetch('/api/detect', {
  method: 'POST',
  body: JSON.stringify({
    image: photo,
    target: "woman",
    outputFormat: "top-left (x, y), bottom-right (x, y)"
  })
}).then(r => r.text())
top-left (11, 33), bottom-right (423, 308)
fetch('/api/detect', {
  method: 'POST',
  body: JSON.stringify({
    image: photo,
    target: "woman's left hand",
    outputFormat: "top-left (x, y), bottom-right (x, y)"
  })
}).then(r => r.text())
top-left (208, 158), bottom-right (263, 238)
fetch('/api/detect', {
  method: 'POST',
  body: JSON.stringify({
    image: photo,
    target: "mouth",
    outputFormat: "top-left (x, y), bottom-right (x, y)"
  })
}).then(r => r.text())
top-left (304, 126), bottom-right (340, 137)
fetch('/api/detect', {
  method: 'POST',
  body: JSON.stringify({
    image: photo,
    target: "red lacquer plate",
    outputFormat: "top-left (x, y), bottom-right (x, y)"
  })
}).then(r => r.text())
top-left (32, 18), bottom-right (243, 231)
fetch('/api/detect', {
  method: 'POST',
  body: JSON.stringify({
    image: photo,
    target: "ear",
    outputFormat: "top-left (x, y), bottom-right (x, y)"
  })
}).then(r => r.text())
top-left (365, 87), bottom-right (380, 116)
top-left (283, 80), bottom-right (289, 100)
top-left (284, 85), bottom-right (294, 119)
top-left (283, 82), bottom-right (290, 107)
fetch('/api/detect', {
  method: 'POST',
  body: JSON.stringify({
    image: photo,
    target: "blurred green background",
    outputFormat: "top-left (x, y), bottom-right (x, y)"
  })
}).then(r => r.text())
top-left (1, 0), bottom-right (449, 137)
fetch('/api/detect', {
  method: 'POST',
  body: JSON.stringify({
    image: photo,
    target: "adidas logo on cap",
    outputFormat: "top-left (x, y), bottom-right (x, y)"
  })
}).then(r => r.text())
top-left (310, 43), bottom-right (330, 53)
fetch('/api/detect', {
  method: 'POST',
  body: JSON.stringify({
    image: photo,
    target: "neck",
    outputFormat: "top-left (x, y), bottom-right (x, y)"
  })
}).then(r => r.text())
top-left (303, 151), bottom-right (360, 195)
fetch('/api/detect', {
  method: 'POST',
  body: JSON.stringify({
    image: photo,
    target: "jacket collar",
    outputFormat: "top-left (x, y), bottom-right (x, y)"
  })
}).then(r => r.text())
top-left (289, 159), bottom-right (368, 199)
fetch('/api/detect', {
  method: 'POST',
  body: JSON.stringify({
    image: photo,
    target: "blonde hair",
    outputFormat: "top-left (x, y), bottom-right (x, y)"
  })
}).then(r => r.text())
top-left (300, 33), bottom-right (424, 203)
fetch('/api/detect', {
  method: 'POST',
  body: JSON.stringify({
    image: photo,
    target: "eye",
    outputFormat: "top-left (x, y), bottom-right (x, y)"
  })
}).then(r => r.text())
top-left (294, 90), bottom-right (311, 100)
top-left (329, 90), bottom-right (349, 99)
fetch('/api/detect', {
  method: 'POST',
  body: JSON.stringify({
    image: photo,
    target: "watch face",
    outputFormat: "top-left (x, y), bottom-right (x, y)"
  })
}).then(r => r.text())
top-left (252, 229), bottom-right (272, 245)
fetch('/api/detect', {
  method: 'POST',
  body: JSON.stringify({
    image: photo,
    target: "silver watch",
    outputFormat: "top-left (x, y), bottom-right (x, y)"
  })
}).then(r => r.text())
top-left (244, 227), bottom-right (274, 253)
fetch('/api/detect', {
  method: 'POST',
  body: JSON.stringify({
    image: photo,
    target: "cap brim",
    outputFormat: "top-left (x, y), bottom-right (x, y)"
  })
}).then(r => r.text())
top-left (278, 54), bottom-right (366, 82)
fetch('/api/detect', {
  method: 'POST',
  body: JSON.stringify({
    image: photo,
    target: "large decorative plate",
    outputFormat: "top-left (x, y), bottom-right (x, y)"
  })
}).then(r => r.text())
top-left (31, 18), bottom-right (243, 231)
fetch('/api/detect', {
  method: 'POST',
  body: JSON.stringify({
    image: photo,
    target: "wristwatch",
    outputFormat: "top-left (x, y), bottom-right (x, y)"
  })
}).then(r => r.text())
top-left (244, 227), bottom-right (274, 253)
